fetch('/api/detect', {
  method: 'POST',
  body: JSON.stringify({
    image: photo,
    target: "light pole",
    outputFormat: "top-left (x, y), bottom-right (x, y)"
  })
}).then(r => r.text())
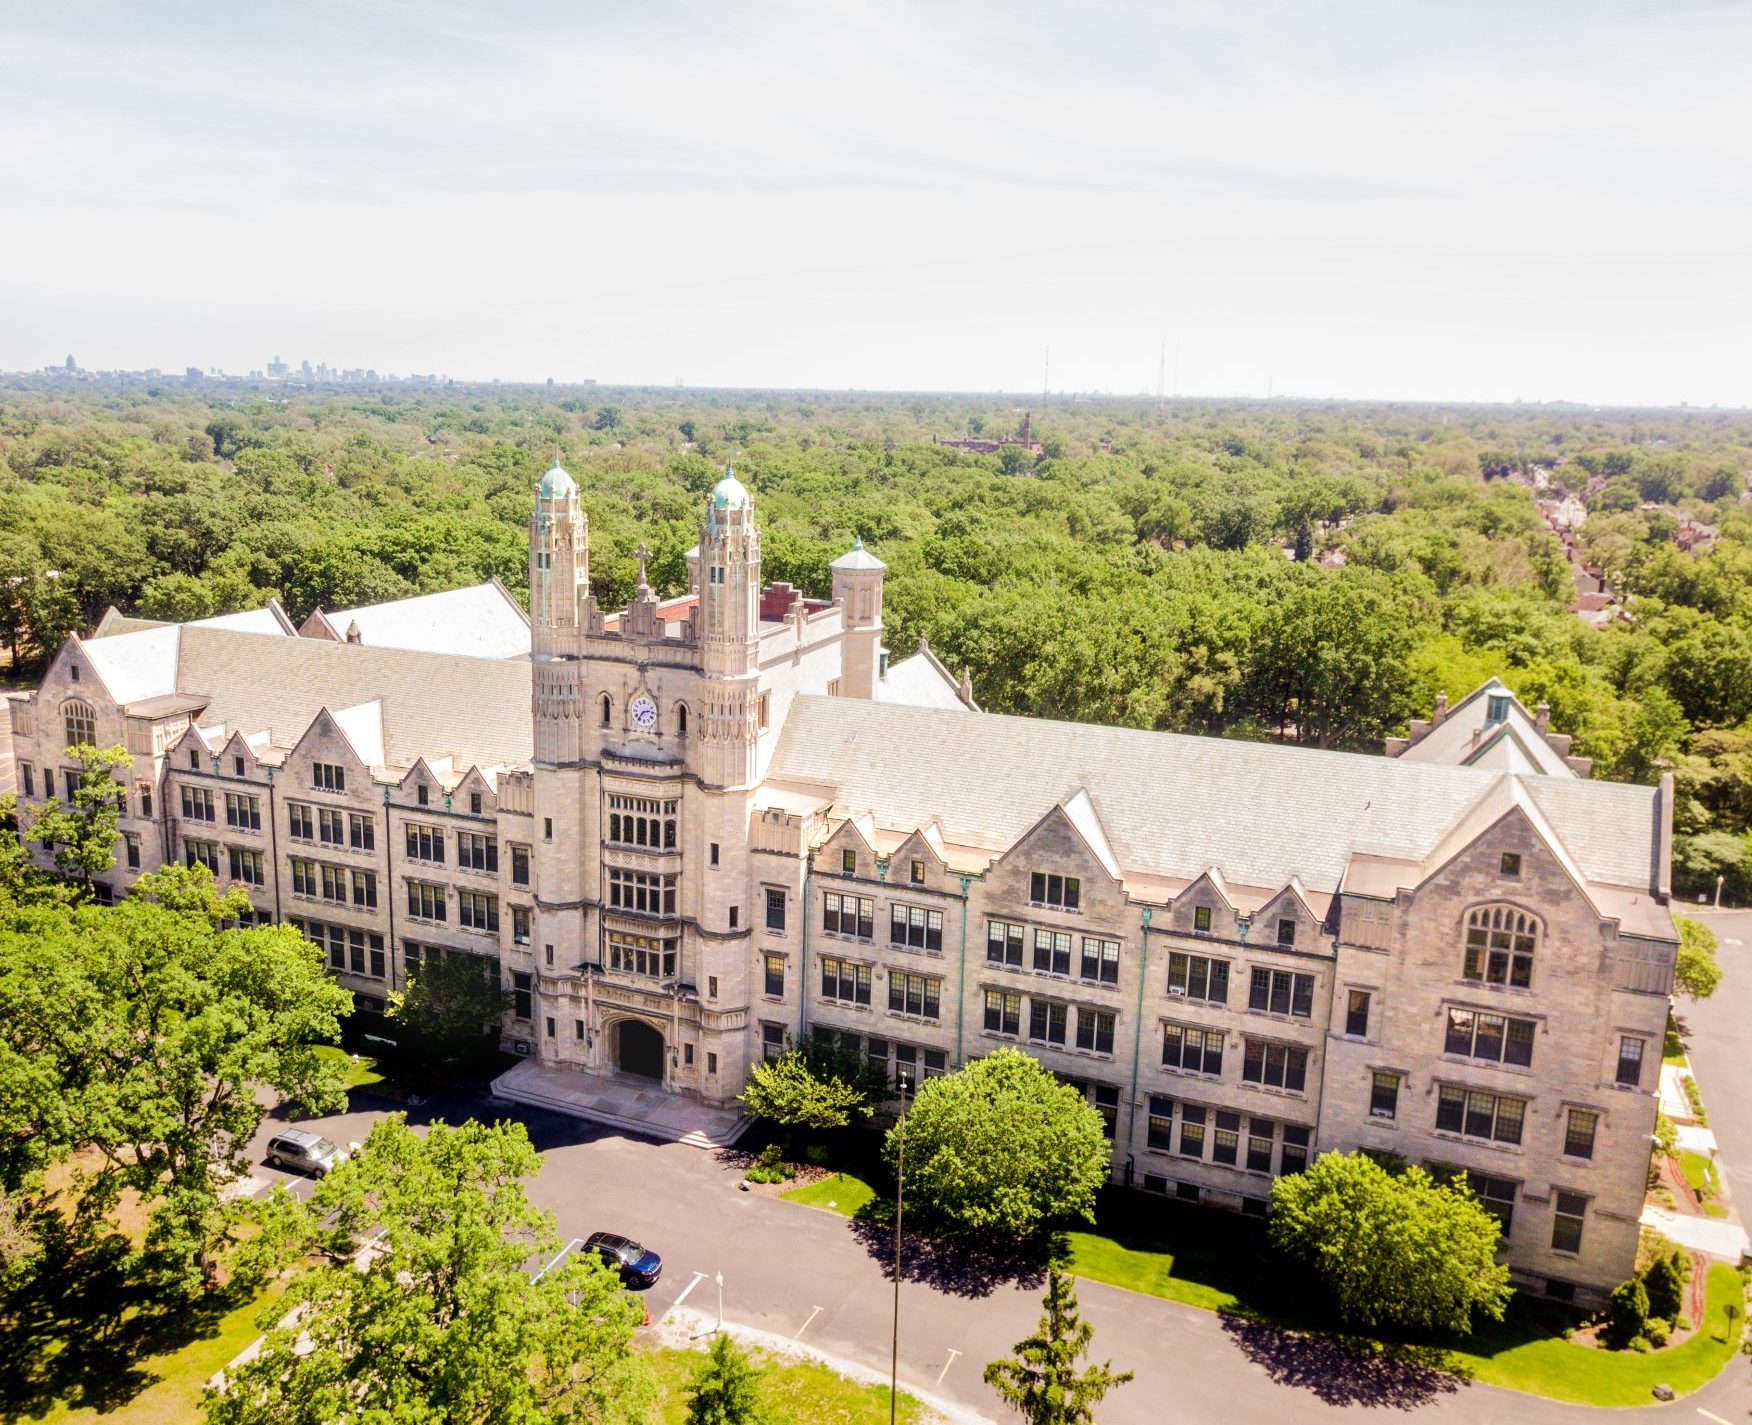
top-left (890, 1070), bottom-right (909, 1425)
top-left (715, 1270), bottom-right (724, 1333)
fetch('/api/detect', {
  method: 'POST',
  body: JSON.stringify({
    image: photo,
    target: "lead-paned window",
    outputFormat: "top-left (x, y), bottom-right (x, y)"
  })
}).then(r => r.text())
top-left (1345, 989), bottom-right (1371, 1038)
top-left (1029, 871), bottom-right (1080, 910)
top-left (291, 858), bottom-right (318, 898)
top-left (1551, 1192), bottom-right (1587, 1254)
top-left (1027, 999), bottom-right (1066, 1045)
top-left (1280, 1124), bottom-right (1311, 1174)
top-left (1147, 1095), bottom-right (1174, 1149)
top-left (184, 839), bottom-right (218, 873)
top-left (1369, 1071), bottom-right (1399, 1120)
top-left (1178, 1103), bottom-right (1206, 1158)
top-left (406, 823), bottom-right (444, 862)
top-left (407, 880), bottom-right (446, 921)
top-left (824, 892), bottom-right (874, 940)
top-left (1090, 1084), bottom-right (1119, 1138)
top-left (511, 845), bottom-right (531, 886)
top-left (1075, 1009), bottom-right (1115, 1055)
top-left (459, 890), bottom-right (499, 933)
top-left (63, 700), bottom-right (96, 748)
top-left (1080, 937), bottom-right (1120, 984)
top-left (1241, 1039), bottom-right (1308, 1092)
top-left (512, 906), bottom-right (531, 945)
top-left (1162, 1023), bottom-right (1223, 1075)
top-left (608, 868), bottom-right (678, 917)
top-left (312, 761), bottom-right (344, 793)
top-left (512, 971), bottom-right (532, 1020)
top-left (889, 972), bottom-right (941, 1020)
top-left (1462, 905), bottom-right (1539, 988)
top-left (820, 956), bottom-right (871, 1005)
top-left (227, 846), bottom-right (264, 886)
top-left (891, 903), bottom-right (944, 951)
top-left (1444, 1007), bottom-right (1536, 1067)
top-left (1471, 1173), bottom-right (1518, 1234)
top-left (1615, 1037), bottom-right (1645, 1088)
top-left (320, 863), bottom-right (347, 903)
top-left (764, 953), bottom-right (786, 997)
top-left (225, 792), bottom-right (260, 830)
top-left (457, 831), bottom-right (498, 873)
top-left (1168, 952), bottom-right (1229, 1004)
top-left (1563, 1108), bottom-right (1598, 1160)
top-left (318, 807), bottom-right (345, 845)
top-left (1248, 968), bottom-right (1314, 1018)
top-left (984, 990), bottom-right (1021, 1035)
top-left (1212, 1110), bottom-right (1241, 1165)
top-left (608, 931), bottom-right (676, 978)
top-left (349, 813), bottom-right (375, 851)
top-left (606, 795), bottom-right (678, 850)
top-left (987, 919), bottom-right (1025, 967)
top-left (1246, 1117), bottom-right (1275, 1172)
top-left (351, 869), bottom-right (377, 909)
top-left (1033, 928), bottom-right (1072, 976)
top-left (1435, 1084), bottom-right (1524, 1145)
top-left (288, 801), bottom-right (313, 840)
top-left (181, 785), bottom-right (216, 822)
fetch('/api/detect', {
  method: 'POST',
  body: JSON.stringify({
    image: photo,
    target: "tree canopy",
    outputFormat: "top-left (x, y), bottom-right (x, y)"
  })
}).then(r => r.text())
top-left (983, 1264), bottom-right (1132, 1425)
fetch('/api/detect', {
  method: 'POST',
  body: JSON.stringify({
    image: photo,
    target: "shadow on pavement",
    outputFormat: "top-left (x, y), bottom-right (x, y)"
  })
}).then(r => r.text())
top-left (1219, 1312), bottom-right (1470, 1409)
top-left (845, 1213), bottom-right (1053, 1299)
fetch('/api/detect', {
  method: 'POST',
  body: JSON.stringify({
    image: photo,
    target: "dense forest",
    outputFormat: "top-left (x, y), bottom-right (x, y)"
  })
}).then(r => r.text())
top-left (2, 380), bottom-right (1749, 900)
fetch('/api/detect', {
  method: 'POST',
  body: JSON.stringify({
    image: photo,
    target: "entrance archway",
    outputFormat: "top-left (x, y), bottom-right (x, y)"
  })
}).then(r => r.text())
top-left (617, 1019), bottom-right (665, 1081)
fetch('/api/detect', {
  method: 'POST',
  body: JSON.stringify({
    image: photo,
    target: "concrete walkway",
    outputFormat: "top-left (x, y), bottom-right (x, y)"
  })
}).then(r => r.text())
top-left (1640, 1203), bottom-right (1749, 1262)
top-left (491, 1060), bottom-right (748, 1149)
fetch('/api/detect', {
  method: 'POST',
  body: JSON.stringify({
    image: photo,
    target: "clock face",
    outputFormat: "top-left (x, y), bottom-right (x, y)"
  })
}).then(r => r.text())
top-left (630, 695), bottom-right (658, 730)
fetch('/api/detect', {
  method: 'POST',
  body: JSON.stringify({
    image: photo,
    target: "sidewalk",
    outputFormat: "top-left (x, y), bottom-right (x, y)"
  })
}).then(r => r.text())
top-left (492, 1059), bottom-right (749, 1149)
top-left (1639, 1203), bottom-right (1748, 1262)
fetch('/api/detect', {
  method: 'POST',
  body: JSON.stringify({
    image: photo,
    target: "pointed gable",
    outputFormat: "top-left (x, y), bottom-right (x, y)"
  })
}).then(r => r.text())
top-left (820, 814), bottom-right (879, 877)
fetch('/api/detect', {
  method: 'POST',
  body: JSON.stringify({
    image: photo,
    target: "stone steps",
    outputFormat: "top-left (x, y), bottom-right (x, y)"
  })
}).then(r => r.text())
top-left (490, 1061), bottom-right (749, 1150)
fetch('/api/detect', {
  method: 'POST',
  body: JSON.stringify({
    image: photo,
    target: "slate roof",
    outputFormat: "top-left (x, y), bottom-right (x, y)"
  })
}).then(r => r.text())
top-left (316, 582), bottom-right (531, 659)
top-left (1395, 677), bottom-right (1576, 777)
top-left (767, 696), bottom-right (1663, 898)
top-left (875, 646), bottom-right (969, 713)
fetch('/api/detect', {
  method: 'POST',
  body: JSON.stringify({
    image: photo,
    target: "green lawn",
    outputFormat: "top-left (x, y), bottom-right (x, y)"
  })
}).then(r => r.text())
top-left (314, 1043), bottom-right (385, 1092)
top-left (1664, 1014), bottom-right (1688, 1066)
top-left (780, 1171), bottom-right (878, 1217)
top-left (1679, 1148), bottom-right (1720, 1201)
top-left (1441, 1263), bottom-right (1745, 1405)
top-left (647, 1343), bottom-right (923, 1424)
top-left (28, 1283), bottom-right (285, 1425)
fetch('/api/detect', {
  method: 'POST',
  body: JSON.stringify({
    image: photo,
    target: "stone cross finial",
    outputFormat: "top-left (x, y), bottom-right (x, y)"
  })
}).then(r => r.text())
top-left (634, 543), bottom-right (651, 590)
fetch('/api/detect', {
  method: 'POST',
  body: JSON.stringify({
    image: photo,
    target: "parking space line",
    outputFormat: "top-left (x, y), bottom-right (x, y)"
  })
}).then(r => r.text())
top-left (1697, 1409), bottom-right (1732, 1425)
top-left (670, 1271), bottom-right (707, 1313)
top-left (795, 1305), bottom-right (823, 1339)
top-left (937, 1348), bottom-right (961, 1384)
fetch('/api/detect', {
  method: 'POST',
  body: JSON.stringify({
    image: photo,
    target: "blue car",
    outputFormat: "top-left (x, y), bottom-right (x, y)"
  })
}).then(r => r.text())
top-left (583, 1231), bottom-right (662, 1288)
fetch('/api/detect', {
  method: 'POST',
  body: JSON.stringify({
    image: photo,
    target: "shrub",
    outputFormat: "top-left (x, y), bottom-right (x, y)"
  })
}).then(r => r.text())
top-left (1642, 1252), bottom-right (1685, 1323)
top-left (1607, 1277), bottom-right (1650, 1346)
top-left (1628, 1335), bottom-right (1651, 1353)
top-left (1646, 1318), bottom-right (1670, 1348)
top-left (804, 1144), bottom-right (830, 1166)
top-left (757, 1143), bottom-right (783, 1170)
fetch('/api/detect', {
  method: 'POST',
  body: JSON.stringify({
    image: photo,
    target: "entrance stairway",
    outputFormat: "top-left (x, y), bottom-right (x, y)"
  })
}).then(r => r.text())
top-left (491, 1059), bottom-right (749, 1150)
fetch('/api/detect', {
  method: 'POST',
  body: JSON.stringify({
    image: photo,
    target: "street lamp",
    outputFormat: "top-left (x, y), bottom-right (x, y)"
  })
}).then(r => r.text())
top-left (890, 1069), bottom-right (910, 1425)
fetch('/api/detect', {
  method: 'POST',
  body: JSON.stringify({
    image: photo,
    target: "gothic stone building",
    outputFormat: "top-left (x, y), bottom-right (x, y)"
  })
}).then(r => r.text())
top-left (9, 463), bottom-right (1678, 1307)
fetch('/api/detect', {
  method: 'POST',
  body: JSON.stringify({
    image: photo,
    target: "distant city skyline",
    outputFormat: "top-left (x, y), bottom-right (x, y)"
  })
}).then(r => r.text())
top-left (2, 2), bottom-right (1747, 407)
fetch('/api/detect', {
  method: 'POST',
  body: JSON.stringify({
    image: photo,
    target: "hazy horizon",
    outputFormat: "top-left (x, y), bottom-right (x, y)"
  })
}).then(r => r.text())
top-left (4, 1), bottom-right (1748, 407)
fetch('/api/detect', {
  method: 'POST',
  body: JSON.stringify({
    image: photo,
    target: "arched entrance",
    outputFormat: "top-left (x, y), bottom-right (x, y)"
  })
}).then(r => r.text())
top-left (617, 1019), bottom-right (665, 1081)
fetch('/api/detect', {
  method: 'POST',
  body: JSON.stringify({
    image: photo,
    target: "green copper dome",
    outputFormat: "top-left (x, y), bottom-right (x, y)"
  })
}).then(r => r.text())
top-left (709, 467), bottom-right (751, 512)
top-left (539, 458), bottom-right (577, 500)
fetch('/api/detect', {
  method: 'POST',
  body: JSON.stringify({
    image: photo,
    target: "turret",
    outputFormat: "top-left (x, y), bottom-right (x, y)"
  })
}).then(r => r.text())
top-left (696, 469), bottom-right (763, 787)
top-left (830, 536), bottom-right (886, 700)
top-left (529, 454), bottom-right (591, 657)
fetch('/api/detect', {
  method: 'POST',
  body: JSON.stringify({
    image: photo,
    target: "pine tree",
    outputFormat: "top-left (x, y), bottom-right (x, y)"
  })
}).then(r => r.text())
top-left (684, 1333), bottom-right (767, 1425)
top-left (983, 1265), bottom-right (1133, 1424)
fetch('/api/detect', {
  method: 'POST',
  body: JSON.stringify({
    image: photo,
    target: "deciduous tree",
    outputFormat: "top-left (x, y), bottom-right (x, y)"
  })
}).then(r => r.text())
top-left (27, 743), bottom-right (130, 892)
top-left (1674, 916), bottom-right (1722, 1000)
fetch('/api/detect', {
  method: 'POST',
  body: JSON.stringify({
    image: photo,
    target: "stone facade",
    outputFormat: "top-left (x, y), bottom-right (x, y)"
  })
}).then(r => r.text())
top-left (7, 463), bottom-right (1675, 1307)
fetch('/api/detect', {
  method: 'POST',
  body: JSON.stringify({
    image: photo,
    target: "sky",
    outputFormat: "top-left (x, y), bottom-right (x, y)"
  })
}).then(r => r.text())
top-left (1, 0), bottom-right (1747, 405)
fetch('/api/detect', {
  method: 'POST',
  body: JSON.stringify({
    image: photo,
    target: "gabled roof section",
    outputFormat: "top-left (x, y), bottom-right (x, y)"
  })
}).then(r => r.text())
top-left (1060, 789), bottom-right (1120, 880)
top-left (1413, 774), bottom-right (1596, 912)
top-left (318, 581), bottom-right (532, 660)
top-left (331, 700), bottom-right (386, 768)
top-left (193, 602), bottom-right (296, 636)
top-left (1393, 678), bottom-right (1577, 778)
top-left (1179, 866), bottom-right (1235, 911)
top-left (80, 625), bottom-right (181, 705)
top-left (876, 639), bottom-right (973, 713)
top-left (767, 696), bottom-right (1664, 898)
top-left (288, 707), bottom-right (372, 774)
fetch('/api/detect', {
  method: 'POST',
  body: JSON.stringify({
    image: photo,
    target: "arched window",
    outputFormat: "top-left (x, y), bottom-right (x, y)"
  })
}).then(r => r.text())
top-left (1463, 905), bottom-right (1540, 989)
top-left (675, 703), bottom-right (689, 737)
top-left (63, 698), bottom-right (96, 749)
top-left (599, 693), bottom-right (613, 727)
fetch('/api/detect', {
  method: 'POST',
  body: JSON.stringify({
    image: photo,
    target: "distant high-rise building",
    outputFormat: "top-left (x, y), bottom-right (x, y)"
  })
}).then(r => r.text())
top-left (267, 355), bottom-right (289, 379)
top-left (64, 353), bottom-right (76, 371)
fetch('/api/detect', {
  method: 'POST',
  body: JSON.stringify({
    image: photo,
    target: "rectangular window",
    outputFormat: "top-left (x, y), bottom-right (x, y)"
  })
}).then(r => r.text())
top-left (910, 859), bottom-right (925, 884)
top-left (139, 783), bottom-right (153, 819)
top-left (1563, 1108), bottom-right (1598, 1160)
top-left (983, 989), bottom-right (1021, 1036)
top-left (1435, 1085), bottom-right (1525, 1145)
top-left (1241, 1039), bottom-right (1308, 1092)
top-left (511, 844), bottom-right (530, 886)
top-left (1276, 918), bottom-right (1296, 946)
top-left (823, 892), bottom-right (874, 940)
top-left (889, 972), bottom-right (941, 1020)
top-left (1028, 871), bottom-right (1080, 911)
top-left (1167, 952), bottom-right (1229, 1004)
top-left (764, 953), bottom-right (785, 997)
top-left (1212, 1110), bottom-right (1241, 1165)
top-left (1193, 904), bottom-right (1212, 933)
top-left (320, 863), bottom-right (347, 903)
top-left (224, 792), bottom-right (260, 830)
top-left (1075, 1009), bottom-right (1115, 1055)
top-left (1248, 968), bottom-right (1315, 1018)
top-left (1032, 928), bottom-right (1072, 976)
top-left (1463, 911), bottom-right (1537, 988)
top-left (512, 971), bottom-right (532, 1020)
top-left (1369, 1071), bottom-right (1399, 1120)
top-left (1079, 937), bottom-right (1120, 985)
top-left (607, 868), bottom-right (679, 917)
top-left (406, 881), bottom-right (446, 921)
top-left (291, 857), bottom-right (317, 898)
top-left (1026, 999), bottom-right (1067, 1045)
top-left (1500, 851), bottom-right (1522, 877)
top-left (124, 833), bottom-right (140, 869)
top-left (1161, 1023), bottom-right (1223, 1076)
top-left (1615, 1037), bottom-right (1645, 1089)
top-left (318, 807), bottom-right (345, 845)
top-left (227, 846), bottom-right (264, 886)
top-left (181, 785), bottom-right (216, 822)
top-left (312, 761), bottom-right (345, 793)
top-left (184, 839), bottom-right (218, 873)
top-left (1178, 1103), bottom-right (1206, 1158)
top-left (512, 906), bottom-right (531, 945)
top-left (986, 919), bottom-right (1025, 967)
top-left (890, 903), bottom-right (944, 952)
top-left (348, 813), bottom-right (375, 851)
top-left (1246, 1117), bottom-right (1275, 1173)
top-left (1345, 989), bottom-right (1371, 1038)
top-left (1090, 1083), bottom-right (1119, 1138)
top-left (19, 764), bottom-right (32, 798)
top-left (761, 1023), bottom-right (785, 1061)
top-left (1280, 1124), bottom-right (1311, 1174)
top-left (765, 888), bottom-right (786, 932)
top-left (1443, 1008), bottom-right (1536, 1067)
top-left (575, 1018), bottom-right (586, 1041)
top-left (865, 1037), bottom-right (889, 1081)
top-left (819, 956), bottom-right (871, 1005)
top-left (607, 931), bottom-right (677, 979)
top-left (405, 823), bottom-right (445, 863)
top-left (459, 891), bottom-right (499, 933)
top-left (1147, 1095), bottom-right (1174, 1149)
top-left (418, 784), bottom-right (430, 807)
top-left (842, 847), bottom-right (857, 874)
top-left (351, 869), bottom-right (377, 909)
top-left (457, 831), bottom-right (498, 873)
top-left (1551, 1192), bottom-right (1586, 1254)
top-left (1470, 1173), bottom-right (1518, 1234)
top-left (470, 792), bottom-right (483, 816)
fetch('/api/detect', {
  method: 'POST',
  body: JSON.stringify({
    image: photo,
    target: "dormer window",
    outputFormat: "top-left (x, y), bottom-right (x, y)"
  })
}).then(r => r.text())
top-left (188, 749), bottom-right (199, 770)
top-left (233, 756), bottom-right (245, 776)
top-left (910, 859), bottom-right (925, 884)
top-left (1276, 918), bottom-right (1296, 947)
top-left (417, 783), bottom-right (429, 807)
top-left (1193, 905), bottom-right (1212, 933)
top-left (841, 848), bottom-right (856, 875)
top-left (1499, 852), bottom-right (1521, 878)
top-left (470, 792), bottom-right (483, 816)
top-left (1486, 694), bottom-right (1511, 725)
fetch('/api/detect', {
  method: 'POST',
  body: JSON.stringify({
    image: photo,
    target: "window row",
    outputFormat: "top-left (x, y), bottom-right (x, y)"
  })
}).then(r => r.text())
top-left (608, 867), bottom-right (678, 917)
top-left (1146, 1097), bottom-right (1311, 1175)
top-left (987, 921), bottom-right (1120, 984)
top-left (609, 930), bottom-right (677, 980)
top-left (288, 803), bottom-right (376, 850)
top-left (607, 795), bottom-right (678, 851)
top-left (291, 858), bottom-right (379, 909)
top-left (981, 992), bottom-right (1116, 1054)
top-left (292, 918), bottom-right (386, 980)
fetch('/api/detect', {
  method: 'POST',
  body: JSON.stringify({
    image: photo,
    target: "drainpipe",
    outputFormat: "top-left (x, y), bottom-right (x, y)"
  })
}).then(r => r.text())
top-left (798, 854), bottom-right (811, 1045)
top-left (265, 767), bottom-right (283, 922)
top-left (1125, 906), bottom-right (1152, 1167)
top-left (382, 786), bottom-right (397, 995)
top-left (954, 875), bottom-right (970, 1067)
